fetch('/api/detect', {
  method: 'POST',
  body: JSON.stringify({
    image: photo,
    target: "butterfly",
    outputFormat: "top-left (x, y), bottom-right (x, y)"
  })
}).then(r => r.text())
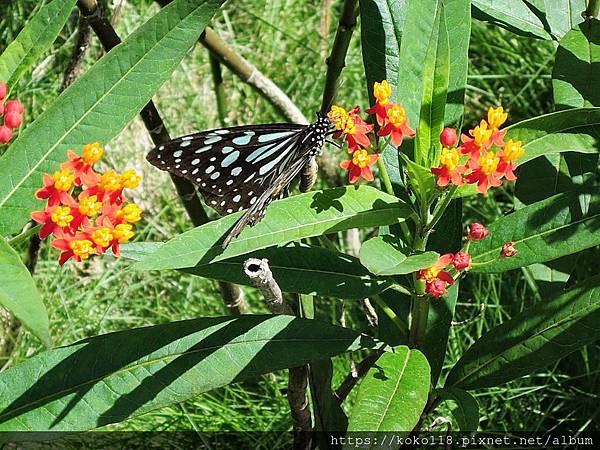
top-left (146, 112), bottom-right (333, 247)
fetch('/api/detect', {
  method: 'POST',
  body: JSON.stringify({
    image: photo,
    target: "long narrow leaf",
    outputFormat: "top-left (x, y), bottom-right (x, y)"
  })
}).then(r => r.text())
top-left (0, 0), bottom-right (77, 86)
top-left (0, 237), bottom-right (51, 347)
top-left (0, 0), bottom-right (224, 236)
top-left (446, 275), bottom-right (600, 389)
top-left (133, 186), bottom-right (411, 272)
top-left (0, 315), bottom-right (379, 431)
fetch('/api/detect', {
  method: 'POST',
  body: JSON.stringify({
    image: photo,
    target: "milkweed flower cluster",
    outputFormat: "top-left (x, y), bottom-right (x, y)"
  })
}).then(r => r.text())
top-left (431, 107), bottom-right (525, 194)
top-left (0, 82), bottom-right (24, 144)
top-left (417, 222), bottom-right (518, 298)
top-left (329, 80), bottom-right (415, 184)
top-left (31, 143), bottom-right (143, 265)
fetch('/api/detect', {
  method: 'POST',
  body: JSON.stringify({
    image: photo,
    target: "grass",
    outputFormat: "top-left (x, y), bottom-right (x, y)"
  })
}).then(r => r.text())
top-left (0, 0), bottom-right (598, 439)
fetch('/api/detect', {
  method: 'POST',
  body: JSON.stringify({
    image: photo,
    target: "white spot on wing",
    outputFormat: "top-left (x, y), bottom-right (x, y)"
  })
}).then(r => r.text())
top-left (210, 172), bottom-right (220, 180)
top-left (221, 151), bottom-right (240, 168)
top-left (206, 165), bottom-right (215, 174)
top-left (231, 167), bottom-right (242, 176)
top-left (205, 136), bottom-right (222, 144)
top-left (180, 141), bottom-right (191, 147)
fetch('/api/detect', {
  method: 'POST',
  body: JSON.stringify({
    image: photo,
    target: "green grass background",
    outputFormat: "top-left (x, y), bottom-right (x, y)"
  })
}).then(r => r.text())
top-left (1, 0), bottom-right (598, 437)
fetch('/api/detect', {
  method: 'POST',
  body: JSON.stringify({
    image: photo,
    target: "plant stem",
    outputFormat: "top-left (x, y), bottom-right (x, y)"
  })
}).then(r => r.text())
top-left (426, 185), bottom-right (458, 233)
top-left (587, 0), bottom-right (600, 18)
top-left (320, 0), bottom-right (359, 113)
top-left (408, 235), bottom-right (429, 348)
top-left (371, 295), bottom-right (409, 336)
top-left (208, 52), bottom-right (227, 127)
top-left (377, 158), bottom-right (395, 196)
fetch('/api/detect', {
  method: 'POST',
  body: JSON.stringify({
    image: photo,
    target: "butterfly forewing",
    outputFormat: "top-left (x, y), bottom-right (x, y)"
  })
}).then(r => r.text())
top-left (146, 124), bottom-right (307, 214)
top-left (146, 114), bottom-right (331, 246)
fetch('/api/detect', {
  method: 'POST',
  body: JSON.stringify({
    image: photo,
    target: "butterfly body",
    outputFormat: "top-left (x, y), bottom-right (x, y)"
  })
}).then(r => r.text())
top-left (146, 113), bottom-right (331, 246)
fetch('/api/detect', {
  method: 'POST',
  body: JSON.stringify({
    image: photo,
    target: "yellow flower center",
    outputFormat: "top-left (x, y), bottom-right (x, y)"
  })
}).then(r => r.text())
top-left (440, 147), bottom-right (460, 171)
top-left (373, 80), bottom-right (392, 105)
top-left (52, 169), bottom-right (75, 191)
top-left (82, 142), bottom-right (104, 166)
top-left (113, 223), bottom-right (135, 243)
top-left (503, 139), bottom-right (525, 161)
top-left (70, 239), bottom-right (94, 260)
top-left (421, 267), bottom-right (441, 284)
top-left (50, 206), bottom-right (73, 227)
top-left (327, 105), bottom-right (356, 134)
top-left (478, 151), bottom-right (500, 175)
top-left (487, 106), bottom-right (508, 130)
top-left (92, 228), bottom-right (114, 248)
top-left (386, 104), bottom-right (406, 127)
top-left (120, 169), bottom-right (142, 189)
top-left (117, 203), bottom-right (142, 223)
top-left (79, 195), bottom-right (102, 217)
top-left (472, 121), bottom-right (493, 147)
top-left (99, 170), bottom-right (122, 191)
top-left (351, 149), bottom-right (369, 168)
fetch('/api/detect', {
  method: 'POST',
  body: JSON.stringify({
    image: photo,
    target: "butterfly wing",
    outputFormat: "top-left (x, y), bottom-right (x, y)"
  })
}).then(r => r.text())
top-left (147, 114), bottom-right (331, 247)
top-left (146, 123), bottom-right (306, 215)
top-left (221, 151), bottom-right (315, 247)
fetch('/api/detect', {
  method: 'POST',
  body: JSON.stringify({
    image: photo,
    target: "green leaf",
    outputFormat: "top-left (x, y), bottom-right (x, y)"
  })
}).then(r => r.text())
top-left (133, 186), bottom-right (411, 272)
top-left (359, 0), bottom-right (409, 193)
top-left (0, 236), bottom-right (51, 347)
top-left (446, 274), bottom-right (600, 389)
top-left (415, 3), bottom-right (449, 167)
top-left (553, 19), bottom-right (600, 109)
top-left (543, 0), bottom-right (587, 39)
top-left (122, 242), bottom-right (393, 300)
top-left (359, 236), bottom-right (438, 276)
top-left (0, 0), bottom-right (224, 236)
top-left (0, 315), bottom-right (379, 431)
top-left (0, 0), bottom-right (77, 86)
top-left (471, 0), bottom-right (551, 40)
top-left (434, 387), bottom-right (479, 431)
top-left (396, 0), bottom-right (442, 126)
top-left (346, 348), bottom-right (430, 436)
top-left (515, 152), bottom-right (598, 206)
top-left (443, 0), bottom-right (471, 126)
top-left (470, 191), bottom-right (600, 273)
top-left (505, 108), bottom-right (600, 165)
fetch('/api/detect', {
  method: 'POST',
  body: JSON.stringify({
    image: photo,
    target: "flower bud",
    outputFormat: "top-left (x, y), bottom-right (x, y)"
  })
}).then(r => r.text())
top-left (0, 125), bottom-right (13, 143)
top-left (468, 223), bottom-right (489, 240)
top-left (4, 111), bottom-right (22, 129)
top-left (501, 241), bottom-right (517, 257)
top-left (440, 127), bottom-right (458, 147)
top-left (426, 279), bottom-right (447, 298)
top-left (452, 251), bottom-right (471, 270)
top-left (0, 82), bottom-right (7, 100)
top-left (5, 99), bottom-right (24, 114)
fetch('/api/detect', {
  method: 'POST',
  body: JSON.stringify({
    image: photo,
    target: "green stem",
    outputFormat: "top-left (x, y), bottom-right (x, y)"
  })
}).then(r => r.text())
top-left (426, 185), bottom-right (458, 233)
top-left (377, 158), bottom-right (395, 196)
top-left (208, 52), bottom-right (227, 127)
top-left (8, 225), bottom-right (41, 247)
top-left (587, 0), bottom-right (600, 17)
top-left (408, 235), bottom-right (429, 348)
top-left (371, 294), bottom-right (409, 336)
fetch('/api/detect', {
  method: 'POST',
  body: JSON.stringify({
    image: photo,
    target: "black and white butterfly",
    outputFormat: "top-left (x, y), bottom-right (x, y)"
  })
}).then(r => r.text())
top-left (146, 112), bottom-right (332, 247)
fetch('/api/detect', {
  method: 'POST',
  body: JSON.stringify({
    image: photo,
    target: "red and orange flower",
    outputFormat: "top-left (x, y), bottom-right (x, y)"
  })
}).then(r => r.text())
top-left (31, 144), bottom-right (142, 265)
top-left (431, 106), bottom-right (525, 194)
